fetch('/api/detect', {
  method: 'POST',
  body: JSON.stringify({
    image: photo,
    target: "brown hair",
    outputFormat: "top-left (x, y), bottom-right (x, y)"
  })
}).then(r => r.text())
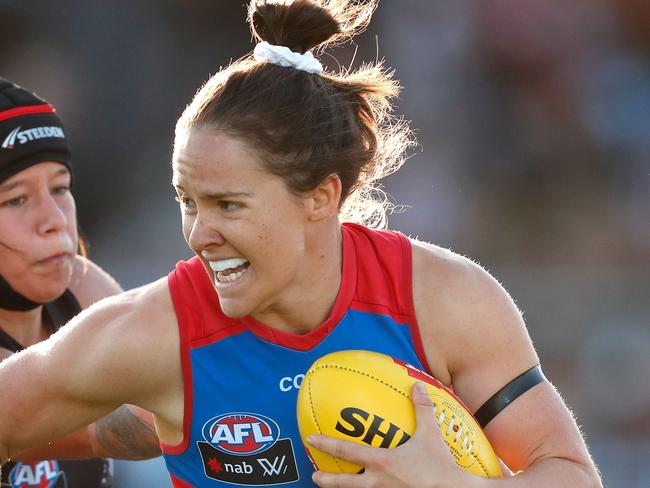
top-left (176, 0), bottom-right (414, 228)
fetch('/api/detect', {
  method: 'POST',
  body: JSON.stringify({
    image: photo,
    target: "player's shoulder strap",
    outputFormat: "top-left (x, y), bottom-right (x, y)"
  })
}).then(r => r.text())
top-left (43, 289), bottom-right (82, 332)
top-left (168, 256), bottom-right (239, 343)
top-left (343, 222), bottom-right (414, 318)
top-left (0, 326), bottom-right (23, 352)
top-left (0, 289), bottom-right (81, 352)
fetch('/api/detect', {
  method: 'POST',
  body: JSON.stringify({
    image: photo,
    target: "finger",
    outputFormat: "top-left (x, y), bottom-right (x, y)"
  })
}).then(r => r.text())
top-left (312, 470), bottom-right (365, 488)
top-left (410, 382), bottom-right (439, 436)
top-left (307, 434), bottom-right (374, 466)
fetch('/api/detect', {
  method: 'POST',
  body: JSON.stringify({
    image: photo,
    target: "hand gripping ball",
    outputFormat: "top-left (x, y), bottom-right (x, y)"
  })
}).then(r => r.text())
top-left (296, 350), bottom-right (502, 477)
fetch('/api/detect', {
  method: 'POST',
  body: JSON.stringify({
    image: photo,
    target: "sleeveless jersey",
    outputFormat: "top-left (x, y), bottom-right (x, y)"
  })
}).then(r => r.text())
top-left (162, 223), bottom-right (430, 487)
top-left (0, 290), bottom-right (113, 488)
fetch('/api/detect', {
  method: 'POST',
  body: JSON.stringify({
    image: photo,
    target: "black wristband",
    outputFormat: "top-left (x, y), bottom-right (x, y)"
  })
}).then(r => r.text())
top-left (474, 365), bottom-right (546, 428)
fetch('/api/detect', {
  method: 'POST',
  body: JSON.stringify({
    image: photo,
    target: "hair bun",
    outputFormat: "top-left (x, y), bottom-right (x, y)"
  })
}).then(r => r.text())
top-left (249, 0), bottom-right (377, 54)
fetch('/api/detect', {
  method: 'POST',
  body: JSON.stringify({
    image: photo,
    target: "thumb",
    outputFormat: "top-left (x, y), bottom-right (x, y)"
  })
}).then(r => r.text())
top-left (410, 382), bottom-right (439, 437)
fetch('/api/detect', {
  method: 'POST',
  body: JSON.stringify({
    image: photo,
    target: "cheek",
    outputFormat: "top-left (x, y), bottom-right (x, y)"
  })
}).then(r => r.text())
top-left (0, 245), bottom-right (29, 287)
top-left (0, 216), bottom-right (31, 252)
top-left (256, 221), bottom-right (305, 267)
top-left (181, 214), bottom-right (194, 244)
top-left (64, 199), bottom-right (78, 242)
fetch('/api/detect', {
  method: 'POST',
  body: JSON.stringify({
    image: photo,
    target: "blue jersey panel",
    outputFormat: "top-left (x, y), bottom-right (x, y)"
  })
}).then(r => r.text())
top-left (163, 309), bottom-right (424, 487)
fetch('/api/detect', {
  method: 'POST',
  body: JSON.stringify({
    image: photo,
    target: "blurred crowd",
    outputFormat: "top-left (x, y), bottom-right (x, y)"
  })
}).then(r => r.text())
top-left (1, 1), bottom-right (648, 486)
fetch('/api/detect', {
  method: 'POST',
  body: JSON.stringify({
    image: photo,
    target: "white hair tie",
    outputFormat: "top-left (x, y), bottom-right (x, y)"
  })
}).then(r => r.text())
top-left (253, 41), bottom-right (323, 74)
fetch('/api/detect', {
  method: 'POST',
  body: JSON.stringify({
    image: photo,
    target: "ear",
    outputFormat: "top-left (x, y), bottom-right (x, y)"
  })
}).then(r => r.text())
top-left (307, 173), bottom-right (342, 222)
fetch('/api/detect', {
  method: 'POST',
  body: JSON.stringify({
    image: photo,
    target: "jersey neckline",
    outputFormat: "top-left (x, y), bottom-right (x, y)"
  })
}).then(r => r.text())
top-left (238, 224), bottom-right (357, 351)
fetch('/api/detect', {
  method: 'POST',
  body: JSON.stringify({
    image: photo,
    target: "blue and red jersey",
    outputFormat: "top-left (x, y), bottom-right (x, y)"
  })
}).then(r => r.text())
top-left (161, 223), bottom-right (430, 487)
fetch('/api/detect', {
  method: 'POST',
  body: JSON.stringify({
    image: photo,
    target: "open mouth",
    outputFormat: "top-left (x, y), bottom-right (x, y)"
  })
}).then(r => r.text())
top-left (209, 257), bottom-right (250, 284)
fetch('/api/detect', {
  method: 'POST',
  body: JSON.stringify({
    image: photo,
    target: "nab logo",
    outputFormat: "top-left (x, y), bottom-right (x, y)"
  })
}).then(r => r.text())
top-left (197, 413), bottom-right (299, 485)
top-left (335, 407), bottom-right (411, 448)
top-left (202, 413), bottom-right (280, 455)
top-left (8, 460), bottom-right (64, 488)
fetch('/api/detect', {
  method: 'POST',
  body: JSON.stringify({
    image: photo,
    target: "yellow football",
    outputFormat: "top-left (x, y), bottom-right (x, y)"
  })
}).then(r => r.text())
top-left (296, 350), bottom-right (502, 477)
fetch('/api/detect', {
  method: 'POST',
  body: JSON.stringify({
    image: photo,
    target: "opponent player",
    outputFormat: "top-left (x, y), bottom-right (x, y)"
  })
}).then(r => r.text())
top-left (0, 78), bottom-right (160, 487)
top-left (0, 1), bottom-right (602, 487)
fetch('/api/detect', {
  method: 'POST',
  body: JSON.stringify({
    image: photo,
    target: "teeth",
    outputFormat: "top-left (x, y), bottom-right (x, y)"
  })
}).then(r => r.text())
top-left (218, 267), bottom-right (247, 283)
top-left (208, 258), bottom-right (248, 272)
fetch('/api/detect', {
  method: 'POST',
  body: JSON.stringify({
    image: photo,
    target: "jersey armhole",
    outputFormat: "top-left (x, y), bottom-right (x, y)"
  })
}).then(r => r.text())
top-left (160, 267), bottom-right (195, 455)
top-left (398, 234), bottom-right (433, 377)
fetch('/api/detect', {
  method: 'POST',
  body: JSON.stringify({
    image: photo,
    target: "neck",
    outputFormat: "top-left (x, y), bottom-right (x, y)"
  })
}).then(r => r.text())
top-left (252, 220), bottom-right (344, 334)
top-left (0, 307), bottom-right (48, 348)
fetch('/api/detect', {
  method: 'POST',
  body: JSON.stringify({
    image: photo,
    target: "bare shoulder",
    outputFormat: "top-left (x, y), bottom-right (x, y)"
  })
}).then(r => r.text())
top-left (410, 240), bottom-right (600, 476)
top-left (0, 278), bottom-right (181, 457)
top-left (68, 255), bottom-right (122, 308)
top-left (40, 277), bottom-right (180, 413)
top-left (409, 239), bottom-right (538, 408)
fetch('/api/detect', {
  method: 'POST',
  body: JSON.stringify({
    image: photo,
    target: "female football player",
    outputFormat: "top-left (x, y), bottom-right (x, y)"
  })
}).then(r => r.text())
top-left (0, 78), bottom-right (159, 487)
top-left (0, 2), bottom-right (602, 487)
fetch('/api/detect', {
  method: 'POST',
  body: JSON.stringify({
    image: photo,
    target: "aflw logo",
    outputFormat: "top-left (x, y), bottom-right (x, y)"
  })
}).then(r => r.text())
top-left (197, 412), bottom-right (300, 485)
top-left (1, 126), bottom-right (65, 149)
top-left (257, 455), bottom-right (288, 476)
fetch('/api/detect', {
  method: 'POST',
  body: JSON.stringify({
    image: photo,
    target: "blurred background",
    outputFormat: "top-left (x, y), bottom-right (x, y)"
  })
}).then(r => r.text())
top-left (1, 0), bottom-right (648, 486)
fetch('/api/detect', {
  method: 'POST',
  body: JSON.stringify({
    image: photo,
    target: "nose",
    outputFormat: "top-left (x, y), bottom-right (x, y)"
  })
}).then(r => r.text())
top-left (187, 214), bottom-right (226, 252)
top-left (37, 192), bottom-right (70, 236)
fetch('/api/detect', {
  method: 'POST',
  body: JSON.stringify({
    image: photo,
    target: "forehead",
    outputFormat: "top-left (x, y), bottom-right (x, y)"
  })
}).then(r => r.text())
top-left (0, 161), bottom-right (70, 190)
top-left (172, 128), bottom-right (268, 189)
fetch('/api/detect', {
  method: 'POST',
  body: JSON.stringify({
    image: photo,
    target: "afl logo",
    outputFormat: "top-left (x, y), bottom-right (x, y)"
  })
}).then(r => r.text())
top-left (8, 460), bottom-right (65, 488)
top-left (202, 413), bottom-right (280, 455)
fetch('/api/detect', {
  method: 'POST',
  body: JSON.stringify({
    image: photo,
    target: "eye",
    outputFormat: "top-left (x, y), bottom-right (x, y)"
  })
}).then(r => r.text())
top-left (219, 201), bottom-right (241, 211)
top-left (0, 196), bottom-right (26, 208)
top-left (51, 185), bottom-right (71, 196)
top-left (175, 194), bottom-right (196, 212)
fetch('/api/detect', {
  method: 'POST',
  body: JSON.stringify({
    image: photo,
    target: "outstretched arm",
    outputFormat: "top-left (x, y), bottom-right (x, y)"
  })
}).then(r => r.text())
top-left (92, 405), bottom-right (161, 459)
top-left (0, 279), bottom-right (179, 464)
top-left (13, 405), bottom-right (161, 461)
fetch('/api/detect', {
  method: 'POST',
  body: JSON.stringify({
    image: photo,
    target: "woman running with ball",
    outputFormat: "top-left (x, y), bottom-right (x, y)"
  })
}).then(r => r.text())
top-left (0, 2), bottom-right (602, 487)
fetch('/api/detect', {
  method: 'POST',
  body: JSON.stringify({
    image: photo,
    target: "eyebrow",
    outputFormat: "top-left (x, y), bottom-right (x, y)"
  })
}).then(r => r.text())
top-left (0, 167), bottom-right (70, 193)
top-left (173, 183), bottom-right (252, 199)
top-left (203, 191), bottom-right (252, 200)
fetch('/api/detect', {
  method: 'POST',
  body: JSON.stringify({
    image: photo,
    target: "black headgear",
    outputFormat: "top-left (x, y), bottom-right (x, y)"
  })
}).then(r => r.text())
top-left (0, 78), bottom-right (74, 311)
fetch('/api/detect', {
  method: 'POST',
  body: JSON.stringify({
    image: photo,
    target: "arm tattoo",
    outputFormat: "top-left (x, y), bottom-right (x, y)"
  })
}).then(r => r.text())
top-left (94, 405), bottom-right (161, 460)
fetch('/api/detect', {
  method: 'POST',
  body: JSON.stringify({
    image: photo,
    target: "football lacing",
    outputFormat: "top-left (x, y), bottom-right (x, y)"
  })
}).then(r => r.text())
top-left (446, 416), bottom-right (456, 436)
top-left (432, 403), bottom-right (474, 455)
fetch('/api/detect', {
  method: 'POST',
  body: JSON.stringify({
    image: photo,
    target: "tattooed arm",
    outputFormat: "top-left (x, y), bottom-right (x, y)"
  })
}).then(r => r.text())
top-left (13, 405), bottom-right (161, 461)
top-left (91, 405), bottom-right (161, 459)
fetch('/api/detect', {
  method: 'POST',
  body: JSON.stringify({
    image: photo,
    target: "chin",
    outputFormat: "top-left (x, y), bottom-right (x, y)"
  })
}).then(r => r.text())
top-left (34, 287), bottom-right (68, 304)
top-left (217, 297), bottom-right (252, 320)
top-left (219, 305), bottom-right (249, 320)
top-left (27, 280), bottom-right (69, 304)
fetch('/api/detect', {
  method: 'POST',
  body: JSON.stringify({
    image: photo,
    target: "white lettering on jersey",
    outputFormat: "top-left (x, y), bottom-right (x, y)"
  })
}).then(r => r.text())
top-left (279, 373), bottom-right (304, 392)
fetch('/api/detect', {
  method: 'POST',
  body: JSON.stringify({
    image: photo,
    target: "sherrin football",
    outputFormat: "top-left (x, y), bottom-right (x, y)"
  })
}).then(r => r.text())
top-left (296, 350), bottom-right (502, 477)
